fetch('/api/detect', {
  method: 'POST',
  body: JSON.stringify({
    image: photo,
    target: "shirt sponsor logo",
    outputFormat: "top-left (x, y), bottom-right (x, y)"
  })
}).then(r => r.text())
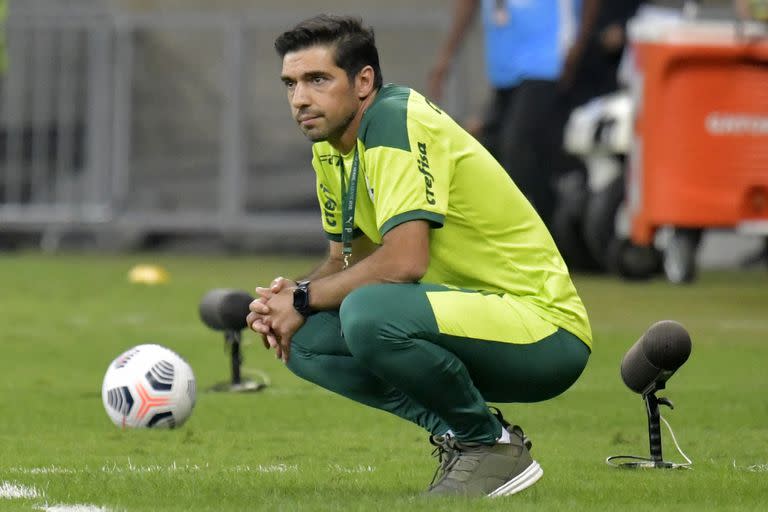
top-left (705, 113), bottom-right (768, 135)
top-left (318, 154), bottom-right (343, 166)
top-left (417, 142), bottom-right (436, 205)
top-left (319, 183), bottom-right (337, 227)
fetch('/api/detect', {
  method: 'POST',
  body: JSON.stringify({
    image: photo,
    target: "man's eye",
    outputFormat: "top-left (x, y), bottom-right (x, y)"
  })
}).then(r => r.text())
top-left (312, 76), bottom-right (326, 84)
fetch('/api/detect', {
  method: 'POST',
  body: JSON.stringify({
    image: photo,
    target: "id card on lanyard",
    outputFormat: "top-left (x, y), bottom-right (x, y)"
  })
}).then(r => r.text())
top-left (340, 145), bottom-right (360, 269)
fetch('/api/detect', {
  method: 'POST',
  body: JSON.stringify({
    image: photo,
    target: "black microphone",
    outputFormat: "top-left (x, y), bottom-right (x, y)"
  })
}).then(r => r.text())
top-left (620, 320), bottom-right (692, 395)
top-left (199, 289), bottom-right (254, 331)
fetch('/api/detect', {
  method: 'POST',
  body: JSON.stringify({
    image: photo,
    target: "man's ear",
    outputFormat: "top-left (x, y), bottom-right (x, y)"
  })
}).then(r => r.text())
top-left (356, 65), bottom-right (376, 99)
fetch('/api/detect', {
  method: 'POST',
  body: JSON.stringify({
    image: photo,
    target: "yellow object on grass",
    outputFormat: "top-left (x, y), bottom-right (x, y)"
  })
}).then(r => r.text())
top-left (128, 264), bottom-right (170, 285)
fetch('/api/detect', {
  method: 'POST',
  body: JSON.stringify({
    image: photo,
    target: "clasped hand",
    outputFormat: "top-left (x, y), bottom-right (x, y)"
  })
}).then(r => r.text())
top-left (246, 276), bottom-right (305, 363)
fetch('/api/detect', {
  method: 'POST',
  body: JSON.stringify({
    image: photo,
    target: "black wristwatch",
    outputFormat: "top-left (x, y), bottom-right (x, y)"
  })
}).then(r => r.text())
top-left (292, 280), bottom-right (313, 318)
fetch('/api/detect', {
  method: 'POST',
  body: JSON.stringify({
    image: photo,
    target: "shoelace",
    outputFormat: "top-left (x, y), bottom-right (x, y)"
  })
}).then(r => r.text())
top-left (428, 435), bottom-right (460, 487)
top-left (429, 436), bottom-right (493, 487)
top-left (428, 410), bottom-right (532, 488)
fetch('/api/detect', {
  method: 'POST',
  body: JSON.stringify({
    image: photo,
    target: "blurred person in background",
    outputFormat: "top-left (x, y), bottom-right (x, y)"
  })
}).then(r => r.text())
top-left (248, 14), bottom-right (592, 498)
top-left (428, 0), bottom-right (600, 229)
top-left (569, 0), bottom-right (644, 107)
top-left (734, 0), bottom-right (768, 21)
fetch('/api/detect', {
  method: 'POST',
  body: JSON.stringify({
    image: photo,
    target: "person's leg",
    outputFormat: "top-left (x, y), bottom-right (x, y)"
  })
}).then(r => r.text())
top-left (506, 79), bottom-right (562, 227)
top-left (287, 311), bottom-right (450, 435)
top-left (339, 283), bottom-right (590, 445)
top-left (498, 83), bottom-right (541, 209)
top-left (429, 328), bottom-right (590, 403)
top-left (339, 282), bottom-right (589, 496)
top-left (480, 87), bottom-right (515, 163)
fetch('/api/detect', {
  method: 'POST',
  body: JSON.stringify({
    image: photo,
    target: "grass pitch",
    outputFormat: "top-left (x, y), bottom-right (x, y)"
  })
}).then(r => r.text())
top-left (1, 253), bottom-right (767, 511)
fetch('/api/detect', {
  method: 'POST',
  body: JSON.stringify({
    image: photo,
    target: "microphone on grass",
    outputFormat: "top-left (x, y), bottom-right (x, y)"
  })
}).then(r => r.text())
top-left (620, 320), bottom-right (692, 396)
top-left (199, 289), bottom-right (253, 331)
top-left (608, 320), bottom-right (693, 469)
top-left (199, 289), bottom-right (267, 392)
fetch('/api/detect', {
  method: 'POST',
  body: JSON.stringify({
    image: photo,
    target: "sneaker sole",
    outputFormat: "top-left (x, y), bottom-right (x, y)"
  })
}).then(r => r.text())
top-left (487, 460), bottom-right (543, 498)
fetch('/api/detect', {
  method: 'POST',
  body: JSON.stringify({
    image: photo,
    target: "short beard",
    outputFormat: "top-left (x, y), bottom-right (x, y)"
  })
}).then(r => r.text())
top-left (306, 109), bottom-right (357, 144)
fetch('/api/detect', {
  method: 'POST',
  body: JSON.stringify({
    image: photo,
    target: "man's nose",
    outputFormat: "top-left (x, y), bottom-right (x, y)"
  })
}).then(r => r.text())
top-left (290, 82), bottom-right (311, 109)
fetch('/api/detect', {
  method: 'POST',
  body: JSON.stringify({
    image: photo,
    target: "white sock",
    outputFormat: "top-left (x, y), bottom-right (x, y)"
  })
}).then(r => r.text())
top-left (497, 426), bottom-right (511, 444)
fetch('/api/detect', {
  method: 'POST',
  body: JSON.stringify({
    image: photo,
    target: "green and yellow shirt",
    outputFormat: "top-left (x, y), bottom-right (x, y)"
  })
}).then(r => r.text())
top-left (311, 84), bottom-right (592, 348)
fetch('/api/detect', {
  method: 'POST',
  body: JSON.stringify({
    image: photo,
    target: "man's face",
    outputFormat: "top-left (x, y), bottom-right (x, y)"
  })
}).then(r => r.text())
top-left (281, 45), bottom-right (359, 144)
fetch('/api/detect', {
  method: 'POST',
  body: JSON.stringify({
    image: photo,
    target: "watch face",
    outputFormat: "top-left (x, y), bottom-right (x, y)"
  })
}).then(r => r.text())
top-left (293, 283), bottom-right (311, 316)
top-left (293, 287), bottom-right (306, 307)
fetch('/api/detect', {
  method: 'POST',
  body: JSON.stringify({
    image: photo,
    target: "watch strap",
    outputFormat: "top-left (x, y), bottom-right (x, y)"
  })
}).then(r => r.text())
top-left (293, 280), bottom-right (312, 317)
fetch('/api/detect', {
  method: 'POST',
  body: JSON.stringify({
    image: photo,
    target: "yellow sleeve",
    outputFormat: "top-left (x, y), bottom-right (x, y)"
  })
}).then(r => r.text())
top-left (366, 141), bottom-right (448, 237)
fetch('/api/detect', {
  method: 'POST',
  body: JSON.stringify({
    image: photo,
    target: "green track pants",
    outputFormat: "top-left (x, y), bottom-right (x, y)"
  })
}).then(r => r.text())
top-left (287, 283), bottom-right (590, 444)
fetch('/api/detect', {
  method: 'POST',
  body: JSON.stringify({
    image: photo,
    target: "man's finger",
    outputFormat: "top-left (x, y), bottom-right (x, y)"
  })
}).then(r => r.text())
top-left (248, 300), bottom-right (269, 314)
top-left (255, 286), bottom-right (273, 299)
top-left (249, 317), bottom-right (272, 335)
top-left (272, 276), bottom-right (293, 292)
top-left (246, 312), bottom-right (264, 332)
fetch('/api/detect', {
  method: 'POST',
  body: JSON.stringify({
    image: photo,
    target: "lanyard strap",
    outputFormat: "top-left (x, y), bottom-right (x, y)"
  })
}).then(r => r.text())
top-left (340, 145), bottom-right (360, 269)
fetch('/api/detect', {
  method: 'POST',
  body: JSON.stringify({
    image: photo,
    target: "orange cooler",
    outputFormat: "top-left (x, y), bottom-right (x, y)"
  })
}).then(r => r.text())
top-left (627, 19), bottom-right (768, 246)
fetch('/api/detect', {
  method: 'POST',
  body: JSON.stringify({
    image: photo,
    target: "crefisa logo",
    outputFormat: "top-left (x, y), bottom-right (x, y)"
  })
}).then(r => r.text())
top-left (705, 112), bottom-right (768, 136)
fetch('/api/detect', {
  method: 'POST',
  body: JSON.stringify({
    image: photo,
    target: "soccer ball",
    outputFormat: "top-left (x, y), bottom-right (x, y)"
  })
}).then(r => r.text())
top-left (102, 344), bottom-right (196, 429)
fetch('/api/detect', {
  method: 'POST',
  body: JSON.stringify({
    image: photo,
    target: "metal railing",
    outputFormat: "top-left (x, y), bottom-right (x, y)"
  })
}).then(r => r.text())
top-left (1, 9), bottom-right (113, 231)
top-left (0, 7), bottom-right (461, 250)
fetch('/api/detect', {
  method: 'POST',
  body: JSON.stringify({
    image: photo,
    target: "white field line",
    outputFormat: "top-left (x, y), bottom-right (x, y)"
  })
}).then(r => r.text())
top-left (227, 464), bottom-right (298, 473)
top-left (3, 464), bottom-right (375, 512)
top-left (6, 465), bottom-right (78, 475)
top-left (3, 480), bottom-right (110, 512)
top-left (732, 460), bottom-right (768, 472)
top-left (0, 481), bottom-right (41, 499)
top-left (37, 505), bottom-right (110, 512)
top-left (5, 462), bottom-right (373, 475)
top-left (329, 464), bottom-right (376, 474)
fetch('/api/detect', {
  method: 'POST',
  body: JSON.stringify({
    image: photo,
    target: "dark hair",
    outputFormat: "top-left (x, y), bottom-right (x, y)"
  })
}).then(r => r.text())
top-left (275, 14), bottom-right (383, 90)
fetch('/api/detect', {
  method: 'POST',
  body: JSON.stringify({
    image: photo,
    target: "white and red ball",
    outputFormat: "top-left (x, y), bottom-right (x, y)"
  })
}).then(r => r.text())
top-left (102, 344), bottom-right (196, 429)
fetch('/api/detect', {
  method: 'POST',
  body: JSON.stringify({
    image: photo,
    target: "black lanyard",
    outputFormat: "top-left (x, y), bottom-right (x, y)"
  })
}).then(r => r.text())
top-left (340, 145), bottom-right (360, 269)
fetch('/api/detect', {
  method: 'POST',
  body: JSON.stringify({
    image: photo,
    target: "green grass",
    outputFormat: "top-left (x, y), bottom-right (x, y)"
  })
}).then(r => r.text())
top-left (1, 253), bottom-right (767, 511)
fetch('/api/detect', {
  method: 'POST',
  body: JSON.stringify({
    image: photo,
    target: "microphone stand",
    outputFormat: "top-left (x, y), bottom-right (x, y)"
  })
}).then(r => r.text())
top-left (643, 391), bottom-right (675, 468)
top-left (607, 387), bottom-right (691, 469)
top-left (226, 329), bottom-right (243, 386)
top-left (208, 328), bottom-right (269, 393)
